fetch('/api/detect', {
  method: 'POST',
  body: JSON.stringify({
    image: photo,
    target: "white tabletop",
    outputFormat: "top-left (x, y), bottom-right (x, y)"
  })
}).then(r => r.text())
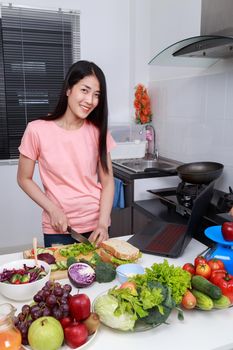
top-left (0, 237), bottom-right (232, 350)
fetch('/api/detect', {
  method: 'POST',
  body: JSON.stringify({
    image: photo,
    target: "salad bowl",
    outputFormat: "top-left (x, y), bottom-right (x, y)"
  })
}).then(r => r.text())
top-left (0, 259), bottom-right (51, 301)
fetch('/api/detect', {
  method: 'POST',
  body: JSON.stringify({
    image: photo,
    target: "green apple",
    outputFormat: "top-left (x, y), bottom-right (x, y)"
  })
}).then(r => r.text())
top-left (28, 316), bottom-right (64, 350)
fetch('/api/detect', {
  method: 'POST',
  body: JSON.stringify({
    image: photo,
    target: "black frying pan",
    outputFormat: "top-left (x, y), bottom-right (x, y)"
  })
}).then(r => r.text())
top-left (176, 161), bottom-right (224, 184)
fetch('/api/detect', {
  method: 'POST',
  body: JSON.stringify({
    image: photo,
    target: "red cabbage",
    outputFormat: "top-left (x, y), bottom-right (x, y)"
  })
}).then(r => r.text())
top-left (37, 253), bottom-right (56, 265)
top-left (68, 262), bottom-right (95, 288)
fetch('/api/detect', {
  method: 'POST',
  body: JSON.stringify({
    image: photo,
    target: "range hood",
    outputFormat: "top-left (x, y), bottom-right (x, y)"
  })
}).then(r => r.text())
top-left (149, 0), bottom-right (233, 68)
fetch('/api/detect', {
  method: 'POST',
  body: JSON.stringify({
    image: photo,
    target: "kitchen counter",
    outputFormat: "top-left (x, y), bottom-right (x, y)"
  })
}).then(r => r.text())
top-left (112, 156), bottom-right (182, 180)
top-left (0, 237), bottom-right (232, 350)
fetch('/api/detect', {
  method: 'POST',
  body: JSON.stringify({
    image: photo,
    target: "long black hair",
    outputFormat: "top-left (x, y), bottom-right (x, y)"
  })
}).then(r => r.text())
top-left (41, 60), bottom-right (109, 173)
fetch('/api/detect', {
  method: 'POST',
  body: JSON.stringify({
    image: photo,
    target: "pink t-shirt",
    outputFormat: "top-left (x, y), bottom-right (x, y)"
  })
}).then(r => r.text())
top-left (18, 119), bottom-right (116, 233)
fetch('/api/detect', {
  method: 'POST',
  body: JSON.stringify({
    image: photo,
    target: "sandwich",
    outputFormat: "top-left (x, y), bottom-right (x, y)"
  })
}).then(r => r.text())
top-left (99, 238), bottom-right (141, 265)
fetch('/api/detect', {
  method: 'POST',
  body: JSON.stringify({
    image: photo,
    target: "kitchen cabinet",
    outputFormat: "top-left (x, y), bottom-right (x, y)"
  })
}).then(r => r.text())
top-left (110, 161), bottom-right (180, 237)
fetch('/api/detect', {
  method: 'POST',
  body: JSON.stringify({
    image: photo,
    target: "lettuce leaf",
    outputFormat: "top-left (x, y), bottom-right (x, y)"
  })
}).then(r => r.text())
top-left (94, 294), bottom-right (135, 331)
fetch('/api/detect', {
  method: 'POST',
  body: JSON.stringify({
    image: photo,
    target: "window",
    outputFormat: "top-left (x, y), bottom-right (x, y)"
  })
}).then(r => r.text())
top-left (0, 5), bottom-right (80, 159)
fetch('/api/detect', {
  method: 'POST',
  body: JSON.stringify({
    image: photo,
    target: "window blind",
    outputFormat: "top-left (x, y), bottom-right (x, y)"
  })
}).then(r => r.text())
top-left (0, 5), bottom-right (80, 159)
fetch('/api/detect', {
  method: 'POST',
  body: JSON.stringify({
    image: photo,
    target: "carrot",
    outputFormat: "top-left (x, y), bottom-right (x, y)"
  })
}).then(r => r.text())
top-left (181, 290), bottom-right (197, 309)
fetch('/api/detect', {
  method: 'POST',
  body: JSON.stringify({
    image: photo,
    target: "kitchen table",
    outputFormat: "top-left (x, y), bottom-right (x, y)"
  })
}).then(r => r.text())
top-left (0, 237), bottom-right (232, 350)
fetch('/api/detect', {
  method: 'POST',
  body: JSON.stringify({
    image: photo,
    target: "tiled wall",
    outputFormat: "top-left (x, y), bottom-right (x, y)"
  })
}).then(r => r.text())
top-left (149, 68), bottom-right (233, 192)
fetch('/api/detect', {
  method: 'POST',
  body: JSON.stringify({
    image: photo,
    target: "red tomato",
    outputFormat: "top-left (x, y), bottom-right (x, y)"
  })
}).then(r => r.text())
top-left (64, 322), bottom-right (88, 348)
top-left (68, 293), bottom-right (91, 321)
top-left (119, 281), bottom-right (137, 293)
top-left (182, 263), bottom-right (195, 275)
top-left (194, 256), bottom-right (207, 267)
top-left (207, 258), bottom-right (225, 271)
top-left (221, 222), bottom-right (233, 241)
top-left (195, 263), bottom-right (212, 279)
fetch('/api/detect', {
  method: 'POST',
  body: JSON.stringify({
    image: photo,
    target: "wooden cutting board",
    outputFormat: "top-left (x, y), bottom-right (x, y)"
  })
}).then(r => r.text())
top-left (23, 245), bottom-right (100, 280)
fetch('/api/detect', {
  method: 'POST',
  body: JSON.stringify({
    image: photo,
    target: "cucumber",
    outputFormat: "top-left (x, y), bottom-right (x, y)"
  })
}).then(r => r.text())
top-left (37, 248), bottom-right (54, 256)
top-left (192, 289), bottom-right (213, 310)
top-left (191, 275), bottom-right (222, 300)
top-left (50, 264), bottom-right (58, 272)
top-left (213, 295), bottom-right (231, 309)
top-left (56, 261), bottom-right (67, 270)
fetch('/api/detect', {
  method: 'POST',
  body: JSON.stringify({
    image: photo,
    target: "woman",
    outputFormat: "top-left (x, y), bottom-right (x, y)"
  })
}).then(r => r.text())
top-left (17, 60), bottom-right (116, 247)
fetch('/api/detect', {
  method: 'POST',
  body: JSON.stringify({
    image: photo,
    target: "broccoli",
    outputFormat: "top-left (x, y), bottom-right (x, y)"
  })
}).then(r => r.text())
top-left (95, 261), bottom-right (116, 283)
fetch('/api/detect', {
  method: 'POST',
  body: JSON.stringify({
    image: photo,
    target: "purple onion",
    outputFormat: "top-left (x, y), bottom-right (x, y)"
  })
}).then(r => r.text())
top-left (68, 262), bottom-right (95, 288)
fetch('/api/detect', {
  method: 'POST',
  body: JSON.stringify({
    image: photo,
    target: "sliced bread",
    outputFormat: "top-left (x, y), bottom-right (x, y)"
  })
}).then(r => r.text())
top-left (99, 238), bottom-right (139, 260)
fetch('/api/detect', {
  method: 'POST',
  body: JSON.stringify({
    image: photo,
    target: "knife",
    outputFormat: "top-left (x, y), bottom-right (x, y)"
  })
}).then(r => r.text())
top-left (67, 226), bottom-right (90, 244)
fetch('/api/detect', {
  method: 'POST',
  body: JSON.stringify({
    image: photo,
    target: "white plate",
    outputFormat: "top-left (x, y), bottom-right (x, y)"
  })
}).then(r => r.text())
top-left (23, 330), bottom-right (97, 350)
top-left (93, 291), bottom-right (161, 333)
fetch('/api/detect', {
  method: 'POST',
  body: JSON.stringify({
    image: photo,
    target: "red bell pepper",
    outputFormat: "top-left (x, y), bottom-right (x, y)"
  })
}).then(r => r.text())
top-left (210, 269), bottom-right (227, 283)
top-left (211, 271), bottom-right (233, 303)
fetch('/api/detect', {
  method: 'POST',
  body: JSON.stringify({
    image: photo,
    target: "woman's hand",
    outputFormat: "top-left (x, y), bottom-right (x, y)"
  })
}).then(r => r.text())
top-left (48, 207), bottom-right (69, 233)
top-left (230, 207), bottom-right (233, 217)
top-left (89, 224), bottom-right (109, 246)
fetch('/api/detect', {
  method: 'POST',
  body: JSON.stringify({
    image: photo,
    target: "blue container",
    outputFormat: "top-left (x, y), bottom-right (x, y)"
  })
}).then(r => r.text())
top-left (204, 226), bottom-right (233, 275)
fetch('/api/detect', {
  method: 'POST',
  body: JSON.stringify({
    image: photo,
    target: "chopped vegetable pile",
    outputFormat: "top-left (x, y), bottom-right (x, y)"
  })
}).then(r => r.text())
top-left (59, 242), bottom-right (96, 258)
top-left (0, 264), bottom-right (47, 284)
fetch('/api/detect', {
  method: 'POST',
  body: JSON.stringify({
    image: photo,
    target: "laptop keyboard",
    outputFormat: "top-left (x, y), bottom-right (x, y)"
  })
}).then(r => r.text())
top-left (145, 223), bottom-right (187, 253)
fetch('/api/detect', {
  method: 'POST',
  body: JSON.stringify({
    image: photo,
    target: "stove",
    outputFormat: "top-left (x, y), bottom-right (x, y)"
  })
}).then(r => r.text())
top-left (148, 182), bottom-right (233, 223)
top-left (176, 182), bottom-right (206, 209)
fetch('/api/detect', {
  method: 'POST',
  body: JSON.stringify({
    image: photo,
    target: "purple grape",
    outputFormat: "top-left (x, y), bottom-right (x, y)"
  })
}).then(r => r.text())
top-left (43, 290), bottom-right (50, 298)
top-left (20, 323), bottom-right (29, 337)
top-left (54, 287), bottom-right (63, 297)
top-left (31, 309), bottom-right (42, 320)
top-left (52, 306), bottom-right (63, 320)
top-left (60, 304), bottom-right (69, 314)
top-left (22, 337), bottom-right (29, 346)
top-left (33, 293), bottom-right (43, 303)
top-left (22, 305), bottom-right (31, 315)
top-left (63, 284), bottom-right (72, 293)
top-left (42, 307), bottom-right (52, 316)
top-left (18, 312), bottom-right (25, 322)
top-left (45, 294), bottom-right (57, 308)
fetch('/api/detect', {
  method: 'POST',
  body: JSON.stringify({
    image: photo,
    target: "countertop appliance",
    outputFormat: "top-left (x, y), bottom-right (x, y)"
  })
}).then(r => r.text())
top-left (204, 225), bottom-right (233, 274)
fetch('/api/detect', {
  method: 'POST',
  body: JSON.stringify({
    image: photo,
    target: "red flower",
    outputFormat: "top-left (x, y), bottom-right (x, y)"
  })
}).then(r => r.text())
top-left (134, 84), bottom-right (152, 124)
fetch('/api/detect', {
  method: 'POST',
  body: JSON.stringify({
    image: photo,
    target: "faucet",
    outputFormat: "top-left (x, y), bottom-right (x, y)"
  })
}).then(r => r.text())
top-left (144, 124), bottom-right (158, 160)
top-left (138, 124), bottom-right (158, 159)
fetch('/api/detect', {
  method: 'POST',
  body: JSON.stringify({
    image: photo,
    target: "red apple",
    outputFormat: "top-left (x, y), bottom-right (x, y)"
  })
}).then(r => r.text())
top-left (64, 322), bottom-right (88, 349)
top-left (68, 293), bottom-right (91, 321)
top-left (221, 222), bottom-right (233, 241)
top-left (59, 316), bottom-right (73, 329)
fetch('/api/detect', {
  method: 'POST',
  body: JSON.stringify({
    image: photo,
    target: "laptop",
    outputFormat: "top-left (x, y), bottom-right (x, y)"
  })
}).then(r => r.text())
top-left (128, 181), bottom-right (215, 258)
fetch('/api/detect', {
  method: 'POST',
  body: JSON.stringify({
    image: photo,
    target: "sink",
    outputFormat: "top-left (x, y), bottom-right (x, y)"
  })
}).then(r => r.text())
top-left (113, 158), bottom-right (178, 173)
